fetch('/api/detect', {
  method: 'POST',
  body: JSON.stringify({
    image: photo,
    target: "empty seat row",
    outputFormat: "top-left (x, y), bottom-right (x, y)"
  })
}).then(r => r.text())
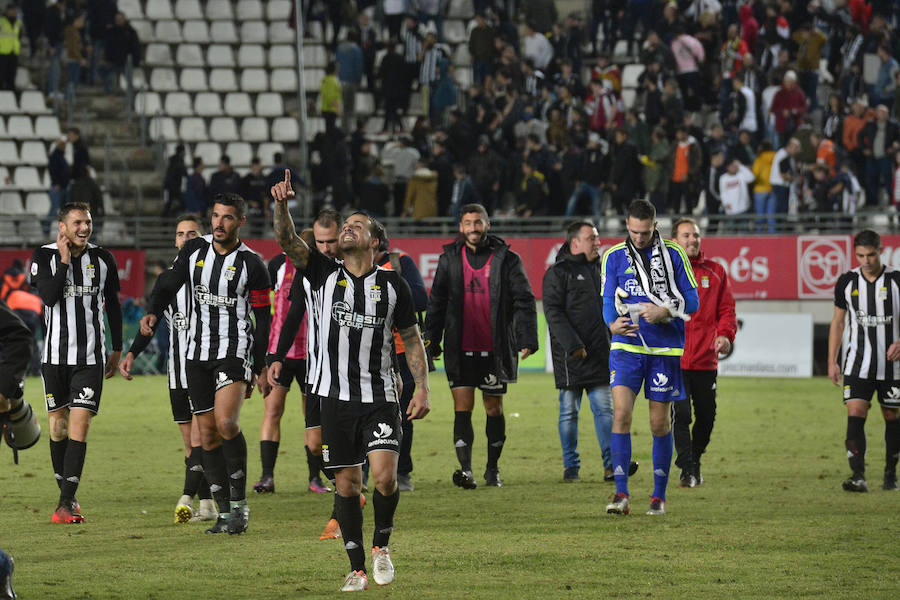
top-left (0, 166), bottom-right (52, 192)
top-left (0, 90), bottom-right (54, 115)
top-left (167, 141), bottom-right (285, 169)
top-left (134, 19), bottom-right (295, 45)
top-left (136, 91), bottom-right (286, 118)
top-left (145, 43), bottom-right (308, 69)
top-left (148, 67), bottom-right (317, 93)
top-left (0, 116), bottom-right (63, 140)
top-left (121, 0), bottom-right (291, 23)
top-left (0, 190), bottom-right (51, 215)
top-left (150, 115), bottom-right (303, 143)
top-left (0, 140), bottom-right (54, 167)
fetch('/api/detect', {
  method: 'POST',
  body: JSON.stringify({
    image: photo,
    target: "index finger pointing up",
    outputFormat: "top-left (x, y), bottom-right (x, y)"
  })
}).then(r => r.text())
top-left (284, 169), bottom-right (291, 188)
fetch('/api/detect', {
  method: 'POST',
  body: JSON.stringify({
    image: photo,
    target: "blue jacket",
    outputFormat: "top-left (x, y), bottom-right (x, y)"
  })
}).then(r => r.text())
top-left (336, 41), bottom-right (363, 85)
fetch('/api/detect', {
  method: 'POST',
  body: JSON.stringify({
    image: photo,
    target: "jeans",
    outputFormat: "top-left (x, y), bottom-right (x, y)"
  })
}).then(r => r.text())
top-left (558, 386), bottom-right (613, 471)
top-left (65, 60), bottom-right (81, 103)
top-left (772, 185), bottom-right (790, 225)
top-left (800, 70), bottom-right (819, 110)
top-left (565, 182), bottom-right (602, 216)
top-left (47, 45), bottom-right (61, 97)
top-left (753, 191), bottom-right (775, 233)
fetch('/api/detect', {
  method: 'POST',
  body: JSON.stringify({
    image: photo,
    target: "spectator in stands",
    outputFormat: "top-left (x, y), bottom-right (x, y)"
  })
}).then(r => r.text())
top-left (44, 0), bottom-right (64, 100)
top-left (67, 126), bottom-right (89, 176)
top-left (823, 93), bottom-right (845, 142)
top-left (86, 0), bottom-right (115, 86)
top-left (418, 31), bottom-right (441, 117)
top-left (718, 158), bottom-right (755, 229)
top-left (208, 155), bottom-right (240, 200)
top-left (162, 144), bottom-right (187, 217)
top-left (63, 12), bottom-right (87, 98)
top-left (403, 160), bottom-right (438, 219)
top-left (383, 0), bottom-right (407, 41)
top-left (241, 158), bottom-right (269, 237)
top-left (184, 157), bottom-right (207, 215)
top-left (668, 125), bottom-right (701, 214)
top-left (468, 135), bottom-right (503, 212)
top-left (872, 44), bottom-right (900, 109)
top-left (608, 128), bottom-right (641, 213)
top-left (812, 130), bottom-right (837, 176)
top-left (728, 74), bottom-right (757, 139)
top-left (516, 159), bottom-right (548, 217)
top-left (1, 258), bottom-right (26, 301)
top-left (704, 148), bottom-right (726, 218)
top-left (359, 165), bottom-right (390, 217)
top-left (642, 126), bottom-right (671, 214)
top-left (102, 11), bottom-right (141, 95)
top-left (752, 140), bottom-right (776, 232)
top-left (859, 105), bottom-right (900, 208)
top-left (522, 21), bottom-right (553, 72)
top-left (431, 56), bottom-right (457, 127)
top-left (792, 22), bottom-right (827, 111)
top-left (69, 165), bottom-right (103, 226)
top-left (770, 71), bottom-right (807, 145)
top-left (47, 137), bottom-right (70, 234)
top-left (671, 26), bottom-right (705, 113)
top-left (378, 41), bottom-right (408, 134)
top-left (738, 3), bottom-right (758, 53)
top-left (660, 78), bottom-right (684, 137)
top-left (336, 29), bottom-right (363, 133)
top-left (719, 23), bottom-right (749, 118)
top-left (20, 0), bottom-right (41, 59)
top-left (842, 97), bottom-right (872, 175)
top-left (769, 137), bottom-right (800, 217)
top-left (357, 11), bottom-right (378, 96)
top-left (448, 163), bottom-right (478, 219)
top-left (319, 61), bottom-right (342, 121)
top-left (401, 14), bottom-right (422, 111)
top-left (469, 10), bottom-right (496, 86)
top-left (0, 2), bottom-right (20, 90)
top-left (641, 68), bottom-right (664, 127)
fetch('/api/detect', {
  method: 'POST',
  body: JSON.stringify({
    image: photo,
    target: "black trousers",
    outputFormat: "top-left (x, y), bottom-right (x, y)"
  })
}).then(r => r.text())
top-left (0, 53), bottom-right (17, 90)
top-left (672, 369), bottom-right (717, 470)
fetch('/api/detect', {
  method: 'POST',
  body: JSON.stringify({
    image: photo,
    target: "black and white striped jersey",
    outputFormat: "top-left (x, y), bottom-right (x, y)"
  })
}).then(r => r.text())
top-left (163, 283), bottom-right (191, 389)
top-left (30, 243), bottom-right (121, 366)
top-left (302, 250), bottom-right (416, 403)
top-left (149, 235), bottom-right (271, 369)
top-left (835, 266), bottom-right (900, 381)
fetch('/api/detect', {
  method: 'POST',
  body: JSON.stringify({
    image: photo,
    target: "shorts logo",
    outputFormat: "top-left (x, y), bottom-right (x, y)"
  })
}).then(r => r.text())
top-left (484, 373), bottom-right (498, 386)
top-left (843, 385), bottom-right (851, 399)
top-left (374, 423), bottom-right (393, 439)
top-left (73, 387), bottom-right (96, 407)
top-left (368, 422), bottom-right (399, 448)
top-left (216, 371), bottom-right (234, 388)
top-left (887, 387), bottom-right (900, 400)
top-left (649, 372), bottom-right (673, 394)
top-left (46, 393), bottom-right (55, 408)
top-left (31, 262), bottom-right (38, 276)
top-left (224, 266), bottom-right (236, 281)
top-left (322, 445), bottom-right (329, 462)
top-left (652, 373), bottom-right (669, 387)
top-left (368, 285), bottom-right (382, 301)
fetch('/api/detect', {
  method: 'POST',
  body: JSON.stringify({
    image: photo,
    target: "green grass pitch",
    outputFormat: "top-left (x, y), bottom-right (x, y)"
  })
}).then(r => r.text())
top-left (1, 373), bottom-right (898, 599)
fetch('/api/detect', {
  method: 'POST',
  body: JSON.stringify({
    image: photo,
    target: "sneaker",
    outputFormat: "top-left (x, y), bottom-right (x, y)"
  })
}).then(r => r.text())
top-left (679, 469), bottom-right (698, 489)
top-left (483, 468), bottom-right (503, 487)
top-left (205, 514), bottom-right (230, 534)
top-left (174, 494), bottom-right (193, 524)
top-left (359, 493), bottom-right (366, 508)
top-left (842, 475), bottom-right (869, 492)
top-left (452, 469), bottom-right (477, 489)
top-left (606, 493), bottom-right (630, 515)
top-left (371, 546), bottom-right (395, 586)
top-left (340, 570), bottom-right (369, 592)
top-left (253, 475), bottom-right (275, 494)
top-left (883, 473), bottom-right (899, 491)
top-left (190, 499), bottom-right (218, 522)
top-left (51, 501), bottom-right (84, 524)
top-left (0, 549), bottom-right (15, 600)
top-left (646, 496), bottom-right (666, 515)
top-left (319, 518), bottom-right (341, 540)
top-left (563, 467), bottom-right (580, 482)
top-left (308, 477), bottom-right (332, 494)
top-left (227, 500), bottom-right (249, 534)
top-left (397, 474), bottom-right (414, 492)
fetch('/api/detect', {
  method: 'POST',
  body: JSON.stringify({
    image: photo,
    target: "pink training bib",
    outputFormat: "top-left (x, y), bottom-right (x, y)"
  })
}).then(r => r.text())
top-left (461, 251), bottom-right (493, 352)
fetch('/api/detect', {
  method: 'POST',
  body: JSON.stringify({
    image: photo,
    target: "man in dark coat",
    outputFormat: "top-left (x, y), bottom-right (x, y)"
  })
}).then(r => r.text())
top-left (425, 203), bottom-right (538, 489)
top-left (608, 128), bottom-right (642, 213)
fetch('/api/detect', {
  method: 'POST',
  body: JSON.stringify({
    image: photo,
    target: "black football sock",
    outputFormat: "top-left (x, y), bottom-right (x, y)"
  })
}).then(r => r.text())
top-left (846, 416), bottom-right (867, 477)
top-left (485, 414), bottom-right (506, 470)
top-left (202, 445), bottom-right (230, 514)
top-left (49, 437), bottom-right (68, 490)
top-left (335, 494), bottom-right (366, 573)
top-left (453, 410), bottom-right (474, 471)
top-left (59, 440), bottom-right (87, 506)
top-left (222, 432), bottom-right (248, 502)
top-left (885, 420), bottom-right (900, 476)
top-left (197, 472), bottom-right (212, 500)
top-left (331, 491), bottom-right (338, 520)
top-left (306, 446), bottom-right (323, 481)
top-left (183, 446), bottom-right (204, 497)
top-left (372, 488), bottom-right (399, 549)
top-left (260, 440), bottom-right (279, 479)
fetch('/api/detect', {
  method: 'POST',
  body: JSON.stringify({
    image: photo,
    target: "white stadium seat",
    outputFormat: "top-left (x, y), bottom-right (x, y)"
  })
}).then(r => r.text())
top-left (179, 68), bottom-right (209, 92)
top-left (443, 20), bottom-right (467, 44)
top-left (0, 90), bottom-right (20, 113)
top-left (238, 44), bottom-right (266, 68)
top-left (269, 45), bottom-right (295, 68)
top-left (209, 117), bottom-right (239, 142)
top-left (210, 21), bottom-right (239, 44)
top-left (193, 142), bottom-right (222, 167)
top-left (145, 1), bottom-right (174, 20)
top-left (307, 21), bottom-right (324, 42)
top-left (15, 67), bottom-right (33, 90)
top-left (136, 90), bottom-right (162, 116)
top-left (154, 20), bottom-right (183, 43)
top-left (19, 91), bottom-right (52, 114)
top-left (225, 142), bottom-right (252, 166)
top-left (174, 0), bottom-right (203, 20)
top-left (118, 0), bottom-right (144, 20)
top-left (150, 115), bottom-right (178, 141)
top-left (150, 67), bottom-right (179, 91)
top-left (237, 0), bottom-right (264, 20)
top-left (305, 44), bottom-right (327, 68)
top-left (130, 19), bottom-right (153, 41)
top-left (164, 92), bottom-right (194, 116)
top-left (99, 219), bottom-right (134, 246)
top-left (0, 221), bottom-right (22, 244)
top-left (34, 116), bottom-right (61, 139)
top-left (0, 116), bottom-right (6, 138)
top-left (240, 117), bottom-right (269, 142)
top-left (622, 64), bottom-right (644, 89)
top-left (209, 69), bottom-right (238, 92)
top-left (0, 167), bottom-right (10, 189)
top-left (224, 92), bottom-right (253, 117)
top-left (182, 20), bottom-right (210, 44)
top-left (240, 69), bottom-right (268, 92)
top-left (122, 66), bottom-right (147, 90)
top-left (176, 44), bottom-right (205, 67)
top-left (357, 92), bottom-right (375, 115)
top-left (447, 0), bottom-right (475, 19)
top-left (194, 92), bottom-right (224, 117)
top-left (270, 68), bottom-right (297, 92)
top-left (20, 141), bottom-right (48, 166)
top-left (0, 141), bottom-right (20, 165)
top-left (257, 142), bottom-right (283, 167)
top-left (206, 2), bottom-right (234, 20)
top-left (614, 40), bottom-right (629, 58)
top-left (621, 89), bottom-right (636, 109)
top-left (307, 117), bottom-right (326, 140)
top-left (453, 43), bottom-right (470, 66)
top-left (302, 68), bottom-right (324, 91)
top-left (7, 116), bottom-right (36, 139)
top-left (267, 0), bottom-right (292, 21)
top-left (271, 117), bottom-right (299, 142)
top-left (254, 92), bottom-right (284, 117)
top-left (0, 191), bottom-right (22, 213)
top-left (19, 219), bottom-right (44, 243)
top-left (178, 117), bottom-right (208, 142)
top-left (25, 192), bottom-right (51, 215)
top-left (241, 21), bottom-right (268, 44)
top-left (13, 167), bottom-right (43, 191)
top-left (207, 44), bottom-right (235, 68)
top-left (145, 43), bottom-right (174, 66)
top-left (269, 21), bottom-right (294, 44)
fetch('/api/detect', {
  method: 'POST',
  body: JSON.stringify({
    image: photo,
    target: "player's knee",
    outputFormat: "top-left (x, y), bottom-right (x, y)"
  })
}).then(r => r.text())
top-left (216, 415), bottom-right (240, 438)
top-left (264, 404), bottom-right (285, 422)
top-left (649, 415), bottom-right (671, 436)
top-left (48, 414), bottom-right (68, 440)
top-left (884, 408), bottom-right (900, 422)
top-left (374, 473), bottom-right (398, 495)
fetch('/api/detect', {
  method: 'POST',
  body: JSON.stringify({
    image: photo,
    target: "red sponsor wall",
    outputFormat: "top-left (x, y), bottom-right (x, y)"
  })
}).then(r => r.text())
top-left (0, 248), bottom-right (146, 298)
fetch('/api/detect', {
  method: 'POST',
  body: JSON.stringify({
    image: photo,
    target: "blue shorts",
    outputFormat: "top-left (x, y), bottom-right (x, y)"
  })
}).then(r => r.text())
top-left (609, 350), bottom-right (686, 402)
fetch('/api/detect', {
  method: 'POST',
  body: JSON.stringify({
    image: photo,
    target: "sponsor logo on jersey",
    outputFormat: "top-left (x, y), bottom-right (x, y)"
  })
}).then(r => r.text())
top-left (224, 266), bottom-right (236, 281)
top-left (63, 284), bottom-right (100, 298)
top-left (368, 285), bottom-right (382, 301)
top-left (331, 300), bottom-right (385, 329)
top-left (194, 284), bottom-right (237, 308)
top-left (172, 311), bottom-right (189, 331)
top-left (854, 310), bottom-right (893, 327)
top-left (623, 278), bottom-right (647, 298)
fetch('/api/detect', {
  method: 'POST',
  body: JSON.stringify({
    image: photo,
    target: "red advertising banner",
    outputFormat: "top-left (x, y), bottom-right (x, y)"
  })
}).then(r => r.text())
top-left (0, 248), bottom-right (146, 298)
top-left (244, 234), bottom-right (900, 301)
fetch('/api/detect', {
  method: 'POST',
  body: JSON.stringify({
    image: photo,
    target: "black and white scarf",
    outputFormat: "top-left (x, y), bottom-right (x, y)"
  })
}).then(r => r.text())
top-left (624, 230), bottom-right (690, 320)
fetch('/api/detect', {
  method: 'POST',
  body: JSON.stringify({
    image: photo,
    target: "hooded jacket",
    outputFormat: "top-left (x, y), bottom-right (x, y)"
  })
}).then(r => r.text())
top-left (542, 243), bottom-right (610, 389)
top-left (425, 235), bottom-right (538, 384)
top-left (681, 251), bottom-right (737, 371)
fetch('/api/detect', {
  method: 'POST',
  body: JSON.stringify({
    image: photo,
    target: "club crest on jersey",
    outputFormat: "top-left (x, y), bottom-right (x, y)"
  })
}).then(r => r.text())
top-left (194, 284), bottom-right (236, 307)
top-left (878, 287), bottom-right (888, 301)
top-left (85, 264), bottom-right (95, 279)
top-left (368, 285), bottom-right (382, 301)
top-left (701, 276), bottom-right (709, 288)
top-left (224, 266), bottom-right (236, 281)
top-left (331, 300), bottom-right (385, 329)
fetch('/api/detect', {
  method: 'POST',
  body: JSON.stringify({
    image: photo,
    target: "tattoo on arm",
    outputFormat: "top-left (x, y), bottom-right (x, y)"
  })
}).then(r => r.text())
top-left (273, 200), bottom-right (310, 269)
top-left (398, 325), bottom-right (429, 391)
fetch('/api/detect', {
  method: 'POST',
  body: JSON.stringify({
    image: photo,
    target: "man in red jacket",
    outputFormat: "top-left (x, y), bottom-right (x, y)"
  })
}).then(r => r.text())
top-left (671, 218), bottom-right (737, 488)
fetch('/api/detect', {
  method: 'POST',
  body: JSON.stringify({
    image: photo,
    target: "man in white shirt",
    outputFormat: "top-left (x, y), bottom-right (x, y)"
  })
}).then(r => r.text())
top-left (718, 159), bottom-right (755, 231)
top-left (522, 22), bottom-right (553, 71)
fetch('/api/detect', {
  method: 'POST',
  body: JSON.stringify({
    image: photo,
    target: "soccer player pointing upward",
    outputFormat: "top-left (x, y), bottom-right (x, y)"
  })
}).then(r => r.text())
top-left (272, 171), bottom-right (430, 592)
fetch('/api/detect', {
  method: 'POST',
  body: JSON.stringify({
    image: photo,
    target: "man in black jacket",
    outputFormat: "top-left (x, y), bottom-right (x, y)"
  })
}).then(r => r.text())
top-left (103, 11), bottom-right (141, 94)
top-left (425, 203), bottom-right (538, 489)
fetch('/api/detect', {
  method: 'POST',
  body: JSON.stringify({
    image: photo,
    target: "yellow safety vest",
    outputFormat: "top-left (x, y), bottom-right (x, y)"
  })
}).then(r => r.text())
top-left (0, 17), bottom-right (21, 56)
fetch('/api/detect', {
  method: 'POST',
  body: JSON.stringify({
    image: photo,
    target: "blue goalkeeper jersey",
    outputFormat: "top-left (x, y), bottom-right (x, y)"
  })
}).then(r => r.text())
top-left (600, 240), bottom-right (699, 355)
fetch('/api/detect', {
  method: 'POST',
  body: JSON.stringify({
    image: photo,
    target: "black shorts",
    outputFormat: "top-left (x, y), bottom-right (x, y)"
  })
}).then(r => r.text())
top-left (305, 392), bottom-right (321, 429)
top-left (843, 375), bottom-right (900, 408)
top-left (448, 352), bottom-right (507, 394)
top-left (319, 397), bottom-right (402, 468)
top-left (169, 387), bottom-right (192, 424)
top-left (185, 358), bottom-right (252, 415)
top-left (41, 364), bottom-right (104, 415)
top-left (267, 355), bottom-right (306, 391)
